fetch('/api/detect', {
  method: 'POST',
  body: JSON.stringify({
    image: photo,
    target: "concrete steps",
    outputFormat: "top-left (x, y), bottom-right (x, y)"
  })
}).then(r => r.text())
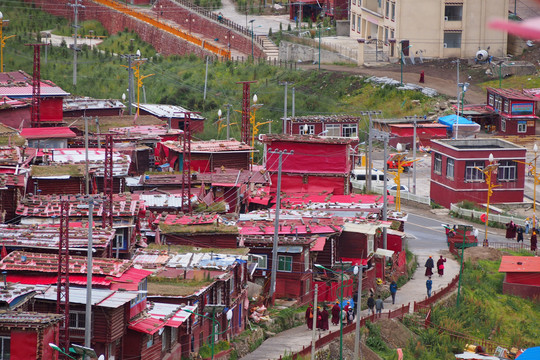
top-left (258, 35), bottom-right (279, 61)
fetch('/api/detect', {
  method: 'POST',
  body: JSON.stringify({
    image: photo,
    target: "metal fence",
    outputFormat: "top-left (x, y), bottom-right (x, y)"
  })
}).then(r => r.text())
top-left (372, 185), bottom-right (432, 206)
top-left (449, 203), bottom-right (527, 226)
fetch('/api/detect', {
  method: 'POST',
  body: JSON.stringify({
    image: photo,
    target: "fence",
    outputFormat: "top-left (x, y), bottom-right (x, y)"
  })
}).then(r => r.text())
top-left (449, 203), bottom-right (527, 227)
top-left (372, 185), bottom-right (432, 206)
top-left (287, 274), bottom-right (459, 359)
top-left (488, 241), bottom-right (535, 253)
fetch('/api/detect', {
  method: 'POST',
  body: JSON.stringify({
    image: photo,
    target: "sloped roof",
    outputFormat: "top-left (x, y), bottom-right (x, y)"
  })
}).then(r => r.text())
top-left (487, 87), bottom-right (539, 101)
top-left (499, 256), bottom-right (540, 273)
top-left (0, 311), bottom-right (64, 326)
top-left (128, 303), bottom-right (197, 334)
top-left (20, 127), bottom-right (77, 139)
top-left (0, 71), bottom-right (70, 97)
top-left (135, 103), bottom-right (204, 120)
top-left (161, 139), bottom-right (254, 153)
top-left (34, 285), bottom-right (138, 308)
top-left (50, 148), bottom-right (131, 177)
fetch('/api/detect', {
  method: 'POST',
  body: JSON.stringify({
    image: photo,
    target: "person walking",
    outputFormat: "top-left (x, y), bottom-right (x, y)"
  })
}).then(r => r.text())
top-left (426, 276), bottom-right (433, 298)
top-left (390, 281), bottom-right (398, 305)
top-left (375, 295), bottom-right (384, 317)
top-left (331, 300), bottom-right (340, 326)
top-left (437, 255), bottom-right (446, 277)
top-left (305, 304), bottom-right (313, 330)
top-left (346, 306), bottom-right (355, 325)
top-left (425, 256), bottom-right (434, 276)
top-left (367, 294), bottom-right (375, 315)
top-left (531, 230), bottom-right (538, 252)
top-left (321, 305), bottom-right (329, 331)
top-left (525, 219), bottom-right (530, 234)
top-left (419, 71), bottom-right (425, 83)
top-left (316, 307), bottom-right (323, 330)
top-left (517, 225), bottom-right (524, 243)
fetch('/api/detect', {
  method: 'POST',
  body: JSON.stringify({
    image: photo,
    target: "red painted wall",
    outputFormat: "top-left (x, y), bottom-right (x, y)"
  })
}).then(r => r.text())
top-left (498, 116), bottom-right (536, 136)
top-left (11, 329), bottom-right (38, 360)
top-left (40, 98), bottom-right (63, 123)
top-left (270, 173), bottom-right (347, 194)
top-left (0, 107), bottom-right (31, 129)
top-left (386, 233), bottom-right (403, 252)
top-left (506, 272), bottom-right (540, 286)
top-left (502, 281), bottom-right (540, 300)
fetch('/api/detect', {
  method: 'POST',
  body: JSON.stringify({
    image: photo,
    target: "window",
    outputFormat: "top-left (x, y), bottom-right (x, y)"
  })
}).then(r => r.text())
top-left (230, 273), bottom-right (235, 293)
top-left (162, 328), bottom-right (169, 352)
top-left (342, 124), bottom-right (357, 137)
top-left (489, 94), bottom-right (494, 106)
top-left (465, 161), bottom-right (485, 182)
top-left (0, 336), bottom-right (9, 360)
top-left (391, 30), bottom-right (394, 39)
top-left (131, 278), bottom-right (147, 307)
top-left (501, 119), bottom-right (506, 132)
top-left (367, 235), bottom-right (374, 254)
top-left (444, 5), bottom-right (462, 21)
top-left (216, 286), bottom-right (222, 305)
top-left (433, 153), bottom-right (442, 174)
top-left (325, 124), bottom-right (341, 137)
top-left (113, 232), bottom-right (124, 251)
top-left (146, 334), bottom-right (154, 349)
top-left (504, 100), bottom-right (509, 113)
top-left (299, 124), bottom-right (315, 135)
top-left (357, 15), bottom-right (361, 32)
top-left (495, 96), bottom-right (502, 112)
top-left (384, 28), bottom-right (388, 42)
top-left (444, 32), bottom-right (461, 48)
top-left (278, 255), bottom-right (292, 272)
top-left (171, 327), bottom-right (178, 346)
top-left (352, 14), bottom-right (355, 30)
top-left (69, 311), bottom-right (86, 330)
top-left (391, 2), bottom-right (395, 20)
top-left (518, 121), bottom-right (527, 133)
top-left (498, 160), bottom-right (517, 182)
top-left (446, 158), bottom-right (454, 179)
top-left (304, 250), bottom-right (310, 271)
top-left (385, 0), bottom-right (390, 17)
top-left (304, 278), bottom-right (311, 294)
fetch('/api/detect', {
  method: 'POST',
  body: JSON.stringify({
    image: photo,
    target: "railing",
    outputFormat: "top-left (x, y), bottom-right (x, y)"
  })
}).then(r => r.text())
top-left (372, 185), bottom-right (431, 206)
top-left (95, 0), bottom-right (231, 58)
top-left (449, 203), bottom-right (527, 226)
top-left (487, 241), bottom-right (535, 253)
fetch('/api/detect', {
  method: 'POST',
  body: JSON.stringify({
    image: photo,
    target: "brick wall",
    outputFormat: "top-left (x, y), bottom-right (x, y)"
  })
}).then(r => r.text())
top-left (26, 0), bottom-right (264, 59)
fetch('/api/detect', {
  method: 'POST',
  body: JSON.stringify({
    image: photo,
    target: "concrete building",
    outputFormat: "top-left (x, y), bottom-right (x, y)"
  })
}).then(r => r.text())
top-left (351, 0), bottom-right (508, 60)
top-left (430, 139), bottom-right (526, 208)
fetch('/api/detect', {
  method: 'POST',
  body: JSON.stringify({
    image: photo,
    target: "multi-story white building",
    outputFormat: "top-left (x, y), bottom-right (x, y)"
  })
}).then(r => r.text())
top-left (350, 0), bottom-right (508, 60)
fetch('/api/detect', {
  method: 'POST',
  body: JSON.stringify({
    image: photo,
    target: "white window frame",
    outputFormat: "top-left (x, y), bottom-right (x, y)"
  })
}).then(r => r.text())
top-left (248, 254), bottom-right (267, 270)
top-left (504, 100), bottom-right (509, 113)
top-left (304, 250), bottom-right (310, 271)
top-left (0, 336), bottom-right (9, 360)
top-left (113, 232), bottom-right (124, 251)
top-left (465, 161), bottom-right (485, 182)
top-left (391, 2), bottom-right (395, 20)
top-left (446, 158), bottom-right (454, 180)
top-left (518, 121), bottom-right (527, 133)
top-left (501, 119), bottom-right (506, 132)
top-left (325, 124), bottom-right (341, 137)
top-left (498, 160), bottom-right (517, 182)
top-left (299, 124), bottom-right (315, 135)
top-left (357, 15), bottom-right (361, 32)
top-left (489, 94), bottom-right (494, 107)
top-left (277, 255), bottom-right (293, 272)
top-left (352, 14), bottom-right (355, 30)
top-left (433, 153), bottom-right (442, 174)
top-left (367, 235), bottom-right (374, 255)
top-left (342, 124), bottom-right (357, 137)
top-left (69, 311), bottom-right (86, 330)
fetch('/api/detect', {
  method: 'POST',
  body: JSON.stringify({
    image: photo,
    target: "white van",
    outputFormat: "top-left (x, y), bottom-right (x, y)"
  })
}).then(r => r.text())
top-left (350, 168), bottom-right (391, 190)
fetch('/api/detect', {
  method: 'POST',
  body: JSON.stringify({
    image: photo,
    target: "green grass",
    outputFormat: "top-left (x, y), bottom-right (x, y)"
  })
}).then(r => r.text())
top-left (479, 74), bottom-right (540, 91)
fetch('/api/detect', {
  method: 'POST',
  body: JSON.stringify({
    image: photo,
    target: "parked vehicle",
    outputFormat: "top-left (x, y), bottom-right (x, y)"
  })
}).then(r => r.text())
top-left (350, 168), bottom-right (391, 190)
top-left (387, 184), bottom-right (409, 192)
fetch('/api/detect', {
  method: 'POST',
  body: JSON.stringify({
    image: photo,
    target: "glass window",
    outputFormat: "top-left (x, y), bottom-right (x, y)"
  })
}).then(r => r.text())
top-left (113, 232), bottom-right (124, 251)
top-left (504, 100), bottom-right (509, 113)
top-left (465, 161), bottom-right (485, 182)
top-left (391, 2), bottom-right (395, 20)
top-left (498, 160), bottom-right (517, 182)
top-left (518, 121), bottom-right (527, 133)
top-left (391, 30), bottom-right (394, 39)
top-left (385, 28), bottom-right (388, 42)
top-left (446, 158), bottom-right (454, 179)
top-left (248, 254), bottom-right (267, 269)
top-left (342, 124), bottom-right (357, 137)
top-left (325, 124), bottom-right (341, 137)
top-left (489, 94), bottom-right (494, 106)
top-left (433, 153), bottom-right (442, 174)
top-left (357, 15), bottom-right (361, 32)
top-left (352, 14), bottom-right (355, 30)
top-left (278, 255), bottom-right (293, 272)
top-left (69, 311), bottom-right (86, 330)
top-left (444, 32), bottom-right (461, 48)
top-left (0, 336), bottom-right (10, 360)
top-left (501, 119), bottom-right (506, 132)
top-left (299, 124), bottom-right (315, 135)
top-left (385, 0), bottom-right (390, 17)
top-left (304, 251), bottom-right (310, 271)
top-left (445, 5), bottom-right (463, 21)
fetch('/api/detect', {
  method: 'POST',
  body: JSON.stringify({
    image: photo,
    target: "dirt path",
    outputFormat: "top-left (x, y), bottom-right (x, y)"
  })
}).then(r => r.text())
top-left (299, 62), bottom-right (487, 104)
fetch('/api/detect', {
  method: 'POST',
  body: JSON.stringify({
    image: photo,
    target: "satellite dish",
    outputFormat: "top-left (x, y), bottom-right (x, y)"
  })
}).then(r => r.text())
top-left (475, 49), bottom-right (489, 62)
top-left (526, 40), bottom-right (534, 47)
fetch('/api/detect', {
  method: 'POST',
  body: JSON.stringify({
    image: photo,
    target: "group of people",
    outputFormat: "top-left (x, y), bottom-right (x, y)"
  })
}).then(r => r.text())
top-left (305, 304), bottom-right (329, 331)
top-left (507, 220), bottom-right (538, 251)
top-left (424, 255), bottom-right (446, 298)
top-left (366, 294), bottom-right (385, 317)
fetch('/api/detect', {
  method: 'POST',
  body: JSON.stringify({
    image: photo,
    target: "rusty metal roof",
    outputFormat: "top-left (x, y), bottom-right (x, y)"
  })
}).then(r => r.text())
top-left (109, 125), bottom-right (183, 137)
top-left (0, 174), bottom-right (25, 189)
top-left (0, 224), bottom-right (115, 249)
top-left (0, 311), bottom-right (64, 326)
top-left (0, 251), bottom-right (132, 277)
top-left (50, 148), bottom-right (131, 177)
top-left (161, 139), bottom-right (254, 153)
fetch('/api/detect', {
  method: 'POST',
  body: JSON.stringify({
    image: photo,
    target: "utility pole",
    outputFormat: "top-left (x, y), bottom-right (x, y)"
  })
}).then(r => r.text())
top-left (224, 104), bottom-right (232, 139)
top-left (84, 117), bottom-right (89, 194)
top-left (361, 111), bottom-right (381, 193)
top-left (310, 285), bottom-right (318, 360)
top-left (405, 116), bottom-right (418, 194)
top-left (353, 263), bottom-right (365, 360)
top-left (291, 87), bottom-right (296, 128)
top-left (268, 149), bottom-right (294, 302)
top-left (279, 82), bottom-right (293, 134)
top-left (455, 58), bottom-right (460, 139)
top-left (68, 0), bottom-right (85, 87)
top-left (84, 199), bottom-right (94, 360)
top-left (203, 56), bottom-right (209, 100)
top-left (120, 54), bottom-right (137, 115)
top-left (382, 135), bottom-right (388, 248)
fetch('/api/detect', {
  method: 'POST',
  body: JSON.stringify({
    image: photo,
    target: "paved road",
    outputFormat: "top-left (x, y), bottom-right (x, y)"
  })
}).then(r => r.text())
top-left (240, 211), bottom-right (464, 360)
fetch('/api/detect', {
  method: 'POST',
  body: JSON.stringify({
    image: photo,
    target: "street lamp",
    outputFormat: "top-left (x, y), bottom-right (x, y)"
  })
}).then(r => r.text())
top-left (475, 153), bottom-right (500, 247)
top-left (353, 264), bottom-right (366, 360)
top-left (0, 11), bottom-right (15, 73)
top-left (516, 144), bottom-right (538, 229)
top-left (249, 94), bottom-right (268, 165)
top-left (399, 41), bottom-right (412, 85)
top-left (249, 19), bottom-right (255, 60)
top-left (49, 343), bottom-right (77, 360)
top-left (314, 263), bottom-right (347, 360)
top-left (132, 50), bottom-right (154, 117)
top-left (456, 82), bottom-right (469, 139)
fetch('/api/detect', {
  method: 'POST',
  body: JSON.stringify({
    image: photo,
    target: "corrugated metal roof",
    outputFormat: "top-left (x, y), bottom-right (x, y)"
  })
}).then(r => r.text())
top-left (50, 148), bottom-right (130, 176)
top-left (0, 311), bottom-right (64, 325)
top-left (128, 303), bottom-right (196, 334)
top-left (7, 274), bottom-right (112, 287)
top-left (112, 268), bottom-right (153, 291)
top-left (161, 139), bottom-right (254, 153)
top-left (109, 125), bottom-right (183, 137)
top-left (63, 97), bottom-right (125, 111)
top-left (140, 194), bottom-right (184, 208)
top-left (34, 285), bottom-right (137, 308)
top-left (159, 214), bottom-right (218, 226)
top-left (167, 252), bottom-right (245, 270)
top-left (0, 283), bottom-right (37, 304)
top-left (136, 104), bottom-right (205, 120)
top-left (132, 251), bottom-right (171, 268)
top-left (20, 127), bottom-right (77, 139)
top-left (0, 71), bottom-right (69, 97)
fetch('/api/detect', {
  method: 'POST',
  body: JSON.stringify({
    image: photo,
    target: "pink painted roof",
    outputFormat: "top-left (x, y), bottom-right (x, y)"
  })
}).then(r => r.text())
top-left (161, 139), bottom-right (254, 153)
top-left (238, 218), bottom-right (342, 236)
top-left (390, 123), bottom-right (447, 128)
top-left (7, 274), bottom-right (112, 287)
top-left (20, 127), bottom-right (77, 139)
top-left (487, 87), bottom-right (539, 101)
top-left (0, 174), bottom-right (25, 188)
top-left (0, 251), bottom-right (132, 277)
top-left (0, 71), bottom-right (69, 97)
top-left (128, 303), bottom-right (197, 334)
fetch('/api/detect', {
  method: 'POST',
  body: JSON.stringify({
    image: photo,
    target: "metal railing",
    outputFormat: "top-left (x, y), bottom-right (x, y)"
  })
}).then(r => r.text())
top-left (372, 185), bottom-right (432, 206)
top-left (449, 203), bottom-right (527, 226)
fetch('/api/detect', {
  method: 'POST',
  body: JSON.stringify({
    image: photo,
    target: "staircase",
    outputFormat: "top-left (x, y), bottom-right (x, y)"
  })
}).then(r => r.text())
top-left (258, 35), bottom-right (279, 61)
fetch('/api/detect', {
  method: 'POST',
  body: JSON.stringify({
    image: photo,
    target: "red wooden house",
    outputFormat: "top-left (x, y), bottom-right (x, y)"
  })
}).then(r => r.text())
top-left (20, 127), bottom-right (77, 149)
top-left (0, 173), bottom-right (26, 223)
top-left (499, 256), bottom-right (540, 300)
top-left (285, 115), bottom-right (361, 137)
top-left (485, 87), bottom-right (538, 136)
top-left (0, 97), bottom-right (30, 129)
top-left (261, 134), bottom-right (355, 195)
top-left (0, 312), bottom-right (63, 360)
top-left (430, 139), bottom-right (527, 208)
top-left (0, 71), bottom-right (69, 127)
top-left (27, 164), bottom-right (86, 195)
